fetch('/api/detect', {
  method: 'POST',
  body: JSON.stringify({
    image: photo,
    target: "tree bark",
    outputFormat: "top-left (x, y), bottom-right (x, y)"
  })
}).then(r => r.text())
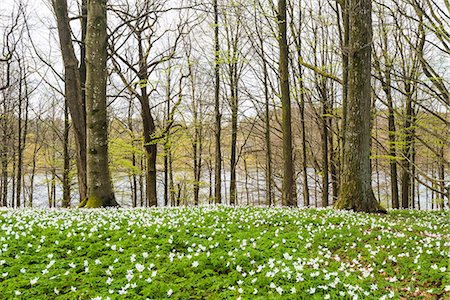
top-left (319, 80), bottom-right (329, 208)
top-left (16, 58), bottom-right (25, 208)
top-left (80, 0), bottom-right (117, 208)
top-left (262, 44), bottom-right (273, 206)
top-left (62, 95), bottom-right (71, 208)
top-left (334, 0), bottom-right (385, 213)
top-left (52, 0), bottom-right (87, 201)
top-left (229, 61), bottom-right (238, 206)
top-left (278, 0), bottom-right (296, 207)
top-left (214, 0), bottom-right (222, 204)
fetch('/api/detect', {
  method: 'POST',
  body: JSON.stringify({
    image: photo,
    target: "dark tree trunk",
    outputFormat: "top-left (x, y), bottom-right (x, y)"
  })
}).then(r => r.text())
top-left (401, 88), bottom-right (414, 209)
top-left (229, 66), bottom-right (238, 206)
top-left (438, 146), bottom-right (446, 209)
top-left (62, 96), bottom-right (71, 208)
top-left (319, 81), bottom-right (329, 208)
top-left (134, 30), bottom-right (158, 208)
top-left (141, 101), bottom-right (158, 207)
top-left (263, 50), bottom-right (273, 206)
top-left (295, 11), bottom-right (310, 206)
top-left (278, 0), bottom-right (296, 207)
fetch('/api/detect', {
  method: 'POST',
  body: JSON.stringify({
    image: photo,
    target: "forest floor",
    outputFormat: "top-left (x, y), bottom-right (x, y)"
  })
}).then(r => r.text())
top-left (0, 206), bottom-right (448, 299)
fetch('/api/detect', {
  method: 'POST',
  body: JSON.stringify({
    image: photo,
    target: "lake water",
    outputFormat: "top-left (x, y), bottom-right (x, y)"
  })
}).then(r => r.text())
top-left (2, 169), bottom-right (447, 210)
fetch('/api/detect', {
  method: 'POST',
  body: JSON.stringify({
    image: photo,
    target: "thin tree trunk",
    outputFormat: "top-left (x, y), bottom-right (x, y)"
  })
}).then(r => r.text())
top-left (278, 0), bottom-right (296, 207)
top-left (139, 155), bottom-right (144, 207)
top-left (260, 33), bottom-right (273, 206)
top-left (127, 98), bottom-right (137, 208)
top-left (214, 0), bottom-right (222, 204)
top-left (134, 30), bottom-right (158, 208)
top-left (401, 90), bottom-right (413, 209)
top-left (229, 68), bottom-right (238, 206)
top-left (320, 82), bottom-right (329, 208)
top-left (1, 155), bottom-right (8, 207)
top-left (328, 107), bottom-right (339, 203)
top-left (192, 69), bottom-right (202, 206)
top-left (386, 82), bottom-right (399, 209)
top-left (164, 66), bottom-right (172, 207)
top-left (340, 0), bottom-right (350, 177)
top-left (62, 96), bottom-right (71, 207)
top-left (438, 146), bottom-right (446, 209)
top-left (52, 0), bottom-right (87, 201)
top-left (16, 59), bottom-right (24, 208)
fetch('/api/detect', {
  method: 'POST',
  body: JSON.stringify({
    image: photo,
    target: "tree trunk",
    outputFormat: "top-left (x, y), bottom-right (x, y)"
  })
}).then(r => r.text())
top-left (134, 30), bottom-right (158, 207)
top-left (16, 59), bottom-right (24, 208)
top-left (401, 88), bottom-right (413, 209)
top-left (62, 96), bottom-right (71, 208)
top-left (229, 67), bottom-right (238, 206)
top-left (214, 0), bottom-right (222, 204)
top-left (295, 12), bottom-right (310, 207)
top-left (80, 0), bottom-right (117, 208)
top-left (340, 0), bottom-right (350, 177)
top-left (263, 57), bottom-right (273, 206)
top-left (141, 102), bottom-right (158, 207)
top-left (320, 81), bottom-right (329, 208)
top-left (438, 146), bottom-right (446, 209)
top-left (256, 16), bottom-right (273, 206)
top-left (1, 155), bottom-right (7, 207)
top-left (52, 0), bottom-right (87, 201)
top-left (278, 0), bottom-right (296, 207)
top-left (164, 66), bottom-right (172, 207)
top-left (192, 68), bottom-right (203, 206)
top-left (334, 0), bottom-right (385, 213)
top-left (127, 99), bottom-right (137, 208)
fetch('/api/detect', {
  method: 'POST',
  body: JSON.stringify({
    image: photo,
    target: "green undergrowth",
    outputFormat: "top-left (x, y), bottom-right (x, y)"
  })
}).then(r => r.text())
top-left (0, 207), bottom-right (448, 299)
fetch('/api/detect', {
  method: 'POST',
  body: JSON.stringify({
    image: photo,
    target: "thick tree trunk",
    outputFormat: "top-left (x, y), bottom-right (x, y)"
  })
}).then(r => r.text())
top-left (278, 0), bottom-right (296, 207)
top-left (334, 0), bottom-right (385, 213)
top-left (80, 0), bottom-right (117, 208)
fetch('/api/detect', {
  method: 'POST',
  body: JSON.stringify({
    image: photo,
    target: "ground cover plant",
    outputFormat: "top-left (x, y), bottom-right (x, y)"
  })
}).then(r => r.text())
top-left (0, 206), bottom-right (448, 299)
